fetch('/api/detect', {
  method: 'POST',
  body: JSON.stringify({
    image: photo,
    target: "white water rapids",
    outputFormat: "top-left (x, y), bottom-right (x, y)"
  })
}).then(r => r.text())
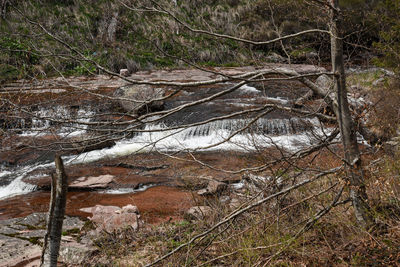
top-left (0, 84), bottom-right (327, 199)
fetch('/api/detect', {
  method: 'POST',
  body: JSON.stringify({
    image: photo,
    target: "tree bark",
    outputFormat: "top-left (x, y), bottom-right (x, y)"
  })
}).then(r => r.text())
top-left (330, 0), bottom-right (372, 228)
top-left (40, 155), bottom-right (68, 267)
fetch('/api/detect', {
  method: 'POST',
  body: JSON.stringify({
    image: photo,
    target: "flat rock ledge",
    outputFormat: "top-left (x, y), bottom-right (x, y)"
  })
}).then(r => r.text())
top-left (0, 213), bottom-right (94, 267)
top-left (70, 174), bottom-right (114, 189)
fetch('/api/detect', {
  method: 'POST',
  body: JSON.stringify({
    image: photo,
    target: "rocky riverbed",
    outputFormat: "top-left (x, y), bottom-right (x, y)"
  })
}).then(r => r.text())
top-left (0, 64), bottom-right (342, 265)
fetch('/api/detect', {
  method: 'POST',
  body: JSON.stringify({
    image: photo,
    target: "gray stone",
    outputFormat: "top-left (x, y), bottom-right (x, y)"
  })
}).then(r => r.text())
top-left (207, 180), bottom-right (227, 194)
top-left (0, 212), bottom-right (86, 266)
top-left (315, 74), bottom-right (333, 90)
top-left (114, 84), bottom-right (165, 115)
top-left (81, 204), bottom-right (142, 233)
top-left (15, 213), bottom-right (47, 229)
top-left (265, 52), bottom-right (286, 63)
top-left (119, 68), bottom-right (129, 77)
top-left (62, 216), bottom-right (85, 231)
top-left (19, 229), bottom-right (46, 239)
top-left (185, 206), bottom-right (213, 220)
top-left (197, 180), bottom-right (227, 196)
top-left (0, 234), bottom-right (41, 267)
top-left (0, 213), bottom-right (84, 234)
top-left (59, 241), bottom-right (96, 265)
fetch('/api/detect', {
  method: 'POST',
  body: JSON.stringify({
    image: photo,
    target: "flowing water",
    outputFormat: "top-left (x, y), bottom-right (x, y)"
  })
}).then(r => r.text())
top-left (0, 82), bottom-right (324, 199)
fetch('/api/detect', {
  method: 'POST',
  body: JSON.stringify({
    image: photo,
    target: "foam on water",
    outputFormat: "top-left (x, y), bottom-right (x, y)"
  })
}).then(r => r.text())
top-left (238, 85), bottom-right (288, 104)
top-left (0, 162), bottom-right (53, 199)
top-left (20, 106), bottom-right (94, 137)
top-left (239, 84), bottom-right (259, 93)
top-left (1, 117), bottom-right (322, 199)
top-left (100, 184), bottom-right (156, 194)
top-left (265, 96), bottom-right (289, 105)
top-left (67, 118), bottom-right (321, 164)
top-left (0, 170), bottom-right (12, 179)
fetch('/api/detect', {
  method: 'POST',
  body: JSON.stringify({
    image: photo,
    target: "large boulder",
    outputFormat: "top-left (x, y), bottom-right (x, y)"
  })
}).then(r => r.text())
top-left (315, 74), bottom-right (333, 91)
top-left (80, 204), bottom-right (142, 233)
top-left (114, 84), bottom-right (165, 115)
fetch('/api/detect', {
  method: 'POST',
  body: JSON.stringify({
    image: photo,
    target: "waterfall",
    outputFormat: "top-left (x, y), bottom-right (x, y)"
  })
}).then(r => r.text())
top-left (181, 117), bottom-right (316, 140)
top-left (19, 106), bottom-right (94, 136)
top-left (0, 81), bottom-right (324, 199)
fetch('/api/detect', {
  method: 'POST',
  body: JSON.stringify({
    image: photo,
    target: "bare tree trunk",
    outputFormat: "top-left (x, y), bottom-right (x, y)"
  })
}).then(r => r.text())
top-left (40, 155), bottom-right (68, 267)
top-left (330, 0), bottom-right (372, 228)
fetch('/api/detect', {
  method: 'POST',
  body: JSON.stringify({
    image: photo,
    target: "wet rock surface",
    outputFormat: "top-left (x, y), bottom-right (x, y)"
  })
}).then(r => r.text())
top-left (0, 185), bottom-right (196, 225)
top-left (0, 150), bottom-right (252, 224)
top-left (114, 84), bottom-right (165, 115)
top-left (0, 213), bottom-right (85, 267)
top-left (70, 174), bottom-right (115, 189)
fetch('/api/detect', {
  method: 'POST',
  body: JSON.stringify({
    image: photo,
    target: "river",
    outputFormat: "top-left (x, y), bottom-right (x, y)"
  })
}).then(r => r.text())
top-left (0, 65), bottom-right (329, 220)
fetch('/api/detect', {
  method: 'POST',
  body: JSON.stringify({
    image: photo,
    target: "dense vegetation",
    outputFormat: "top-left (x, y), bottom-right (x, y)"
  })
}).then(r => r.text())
top-left (0, 0), bottom-right (399, 81)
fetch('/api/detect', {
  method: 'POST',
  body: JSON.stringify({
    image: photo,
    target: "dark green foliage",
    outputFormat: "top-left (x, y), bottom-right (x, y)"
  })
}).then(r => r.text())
top-left (371, 0), bottom-right (400, 73)
top-left (0, 0), bottom-right (399, 81)
top-left (0, 64), bottom-right (18, 82)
